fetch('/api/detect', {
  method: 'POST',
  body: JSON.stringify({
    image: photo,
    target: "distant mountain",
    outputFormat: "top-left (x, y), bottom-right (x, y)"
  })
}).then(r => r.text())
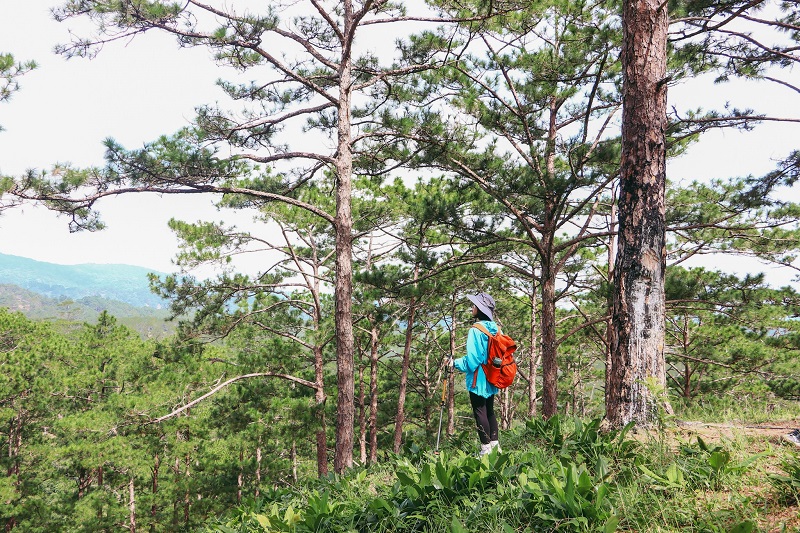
top-left (0, 253), bottom-right (168, 308)
top-left (0, 284), bottom-right (175, 338)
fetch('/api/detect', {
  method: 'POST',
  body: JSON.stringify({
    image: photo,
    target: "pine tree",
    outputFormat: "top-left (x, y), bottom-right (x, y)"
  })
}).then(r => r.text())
top-left (380, 0), bottom-right (624, 418)
top-left (12, 0), bottom-right (465, 473)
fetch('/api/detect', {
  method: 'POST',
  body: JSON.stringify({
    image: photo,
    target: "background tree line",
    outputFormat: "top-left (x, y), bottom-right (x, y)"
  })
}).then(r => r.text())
top-left (1, 245), bottom-right (798, 530)
top-left (1, 0), bottom-right (800, 528)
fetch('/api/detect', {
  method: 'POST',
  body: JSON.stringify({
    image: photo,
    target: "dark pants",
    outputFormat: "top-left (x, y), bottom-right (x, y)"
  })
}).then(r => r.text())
top-left (469, 392), bottom-right (498, 445)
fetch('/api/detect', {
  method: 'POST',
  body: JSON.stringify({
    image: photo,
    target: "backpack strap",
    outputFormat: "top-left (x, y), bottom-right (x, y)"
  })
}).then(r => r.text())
top-left (471, 322), bottom-right (494, 389)
top-left (473, 322), bottom-right (501, 338)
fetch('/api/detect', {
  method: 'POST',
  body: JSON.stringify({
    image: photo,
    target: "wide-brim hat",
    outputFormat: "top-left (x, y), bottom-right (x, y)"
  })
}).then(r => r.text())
top-left (467, 292), bottom-right (495, 320)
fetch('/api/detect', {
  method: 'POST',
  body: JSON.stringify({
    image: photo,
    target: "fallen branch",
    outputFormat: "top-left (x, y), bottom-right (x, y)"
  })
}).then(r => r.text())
top-left (152, 372), bottom-right (317, 424)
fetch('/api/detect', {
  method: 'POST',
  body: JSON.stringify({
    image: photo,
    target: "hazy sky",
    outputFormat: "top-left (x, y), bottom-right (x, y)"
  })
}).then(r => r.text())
top-left (0, 0), bottom-right (256, 273)
top-left (1, 1), bottom-right (798, 283)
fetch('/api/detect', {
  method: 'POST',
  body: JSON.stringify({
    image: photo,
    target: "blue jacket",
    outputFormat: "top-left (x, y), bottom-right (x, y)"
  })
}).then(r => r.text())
top-left (453, 320), bottom-right (499, 398)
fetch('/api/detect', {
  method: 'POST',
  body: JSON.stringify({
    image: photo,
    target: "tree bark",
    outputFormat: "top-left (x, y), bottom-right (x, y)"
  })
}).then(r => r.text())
top-left (605, 186), bottom-right (617, 401)
top-left (301, 227), bottom-right (329, 478)
top-left (540, 262), bottom-right (558, 418)
top-left (332, 2), bottom-right (356, 474)
top-left (150, 453), bottom-right (159, 530)
top-left (683, 361), bottom-right (692, 399)
top-left (447, 305), bottom-right (457, 435)
top-left (291, 441), bottom-right (298, 483)
top-left (237, 449), bottom-right (243, 504)
top-left (96, 465), bottom-right (104, 522)
top-left (606, 0), bottom-right (672, 428)
top-left (368, 326), bottom-right (379, 465)
top-left (539, 93), bottom-right (562, 420)
top-left (77, 469), bottom-right (92, 499)
top-left (682, 315), bottom-right (693, 399)
top-left (313, 346), bottom-right (328, 477)
top-left (423, 349), bottom-right (432, 429)
top-left (171, 457), bottom-right (180, 526)
top-left (358, 363), bottom-right (367, 464)
top-left (393, 294), bottom-right (417, 453)
top-left (129, 476), bottom-right (136, 533)
top-left (528, 288), bottom-right (540, 418)
top-left (255, 442), bottom-right (262, 499)
top-left (183, 455), bottom-right (190, 527)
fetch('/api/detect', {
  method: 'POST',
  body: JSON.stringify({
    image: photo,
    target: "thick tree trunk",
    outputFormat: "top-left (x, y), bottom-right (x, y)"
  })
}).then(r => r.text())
top-left (539, 94), bottom-right (562, 420)
top-left (606, 0), bottom-right (672, 428)
top-left (332, 5), bottom-right (356, 474)
top-left (333, 46), bottom-right (355, 474)
top-left (605, 188), bottom-right (617, 400)
top-left (333, 216), bottom-right (355, 474)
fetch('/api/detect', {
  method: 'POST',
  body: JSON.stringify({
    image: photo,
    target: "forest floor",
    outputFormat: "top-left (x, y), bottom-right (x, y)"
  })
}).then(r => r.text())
top-left (674, 419), bottom-right (800, 442)
top-left (670, 419), bottom-right (800, 532)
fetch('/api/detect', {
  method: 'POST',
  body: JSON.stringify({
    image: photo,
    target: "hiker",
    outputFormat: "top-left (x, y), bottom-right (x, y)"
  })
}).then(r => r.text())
top-left (448, 292), bottom-right (501, 456)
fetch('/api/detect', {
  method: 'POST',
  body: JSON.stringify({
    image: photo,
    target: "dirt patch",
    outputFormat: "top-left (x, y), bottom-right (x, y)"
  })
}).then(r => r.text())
top-left (763, 503), bottom-right (800, 533)
top-left (623, 419), bottom-right (800, 452)
top-left (675, 420), bottom-right (800, 533)
top-left (674, 419), bottom-right (800, 447)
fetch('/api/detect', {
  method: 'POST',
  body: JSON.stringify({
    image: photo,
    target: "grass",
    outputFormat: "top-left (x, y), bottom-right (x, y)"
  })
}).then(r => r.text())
top-left (207, 413), bottom-right (800, 532)
top-left (672, 394), bottom-right (800, 425)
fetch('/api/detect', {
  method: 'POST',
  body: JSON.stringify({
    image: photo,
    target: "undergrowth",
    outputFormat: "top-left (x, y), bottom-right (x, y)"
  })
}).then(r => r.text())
top-left (207, 416), bottom-right (800, 532)
top-left (673, 394), bottom-right (800, 424)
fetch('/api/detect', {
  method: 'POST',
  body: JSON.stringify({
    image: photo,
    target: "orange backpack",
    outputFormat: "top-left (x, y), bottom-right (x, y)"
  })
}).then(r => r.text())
top-left (471, 323), bottom-right (518, 389)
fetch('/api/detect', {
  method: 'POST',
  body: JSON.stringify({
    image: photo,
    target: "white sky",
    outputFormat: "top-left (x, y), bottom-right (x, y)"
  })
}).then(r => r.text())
top-left (0, 1), bottom-right (798, 285)
top-left (0, 0), bottom-right (258, 273)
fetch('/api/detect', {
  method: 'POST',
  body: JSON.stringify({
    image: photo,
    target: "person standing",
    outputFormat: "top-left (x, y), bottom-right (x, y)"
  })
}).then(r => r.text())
top-left (449, 292), bottom-right (502, 456)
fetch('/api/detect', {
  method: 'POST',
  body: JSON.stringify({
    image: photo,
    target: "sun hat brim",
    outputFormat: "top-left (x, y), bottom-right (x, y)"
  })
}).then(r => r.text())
top-left (467, 293), bottom-right (494, 320)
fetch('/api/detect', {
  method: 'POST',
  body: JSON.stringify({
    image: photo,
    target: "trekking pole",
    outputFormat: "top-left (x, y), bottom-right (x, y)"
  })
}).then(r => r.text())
top-left (434, 357), bottom-right (451, 455)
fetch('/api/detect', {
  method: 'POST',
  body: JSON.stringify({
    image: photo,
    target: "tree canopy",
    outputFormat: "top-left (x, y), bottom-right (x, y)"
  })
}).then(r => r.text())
top-left (1, 6), bottom-right (799, 521)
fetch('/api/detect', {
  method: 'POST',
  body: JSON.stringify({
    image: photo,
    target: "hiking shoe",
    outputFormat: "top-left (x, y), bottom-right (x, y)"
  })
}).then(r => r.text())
top-left (489, 440), bottom-right (502, 453)
top-left (784, 429), bottom-right (800, 447)
top-left (479, 443), bottom-right (492, 457)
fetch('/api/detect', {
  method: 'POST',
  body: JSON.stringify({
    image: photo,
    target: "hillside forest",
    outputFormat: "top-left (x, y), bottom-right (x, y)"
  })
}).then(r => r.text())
top-left (2, 0), bottom-right (800, 531)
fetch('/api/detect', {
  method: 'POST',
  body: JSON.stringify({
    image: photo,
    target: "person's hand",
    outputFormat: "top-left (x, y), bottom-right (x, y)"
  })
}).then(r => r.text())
top-left (446, 357), bottom-right (455, 369)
